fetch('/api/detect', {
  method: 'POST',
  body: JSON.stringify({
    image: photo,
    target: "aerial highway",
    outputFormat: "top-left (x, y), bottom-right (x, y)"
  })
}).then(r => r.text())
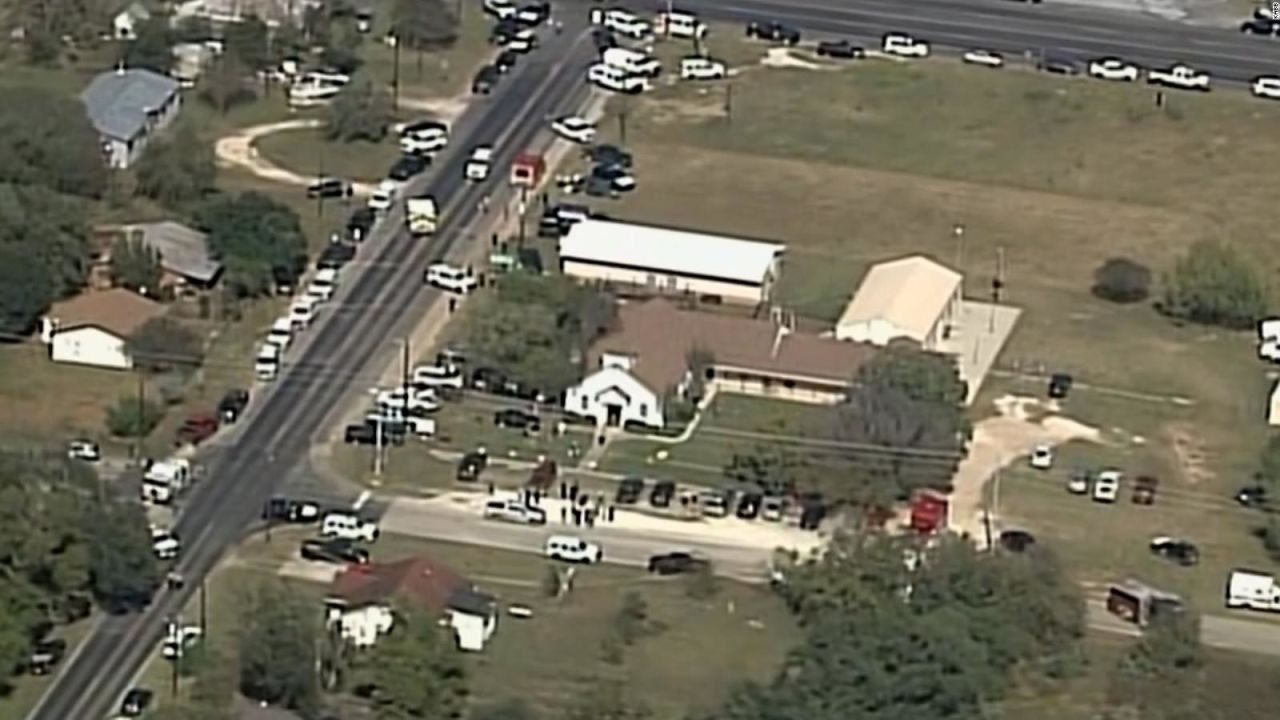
top-left (26, 21), bottom-right (598, 720)
top-left (680, 0), bottom-right (1280, 82)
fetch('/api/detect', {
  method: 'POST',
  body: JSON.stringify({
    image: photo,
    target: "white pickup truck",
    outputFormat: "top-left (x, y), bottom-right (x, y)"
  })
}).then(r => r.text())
top-left (406, 196), bottom-right (438, 236)
top-left (1147, 64), bottom-right (1210, 91)
top-left (142, 458), bottom-right (193, 505)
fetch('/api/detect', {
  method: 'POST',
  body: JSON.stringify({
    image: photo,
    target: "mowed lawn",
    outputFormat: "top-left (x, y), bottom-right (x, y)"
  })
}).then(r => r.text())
top-left (581, 53), bottom-right (1280, 605)
top-left (0, 342), bottom-right (137, 444)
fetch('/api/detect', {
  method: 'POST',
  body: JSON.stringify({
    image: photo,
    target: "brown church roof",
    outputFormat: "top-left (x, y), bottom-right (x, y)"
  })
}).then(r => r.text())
top-left (589, 300), bottom-right (875, 392)
top-left (329, 556), bottom-right (467, 612)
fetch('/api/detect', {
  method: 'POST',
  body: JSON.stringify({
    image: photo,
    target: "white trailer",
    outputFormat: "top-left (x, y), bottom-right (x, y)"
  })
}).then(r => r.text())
top-left (406, 197), bottom-right (439, 237)
top-left (1226, 570), bottom-right (1280, 612)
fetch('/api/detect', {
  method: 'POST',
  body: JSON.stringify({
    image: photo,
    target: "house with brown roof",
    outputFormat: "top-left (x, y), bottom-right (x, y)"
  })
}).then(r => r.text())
top-left (326, 556), bottom-right (498, 652)
top-left (38, 289), bottom-right (166, 370)
top-left (564, 299), bottom-right (875, 430)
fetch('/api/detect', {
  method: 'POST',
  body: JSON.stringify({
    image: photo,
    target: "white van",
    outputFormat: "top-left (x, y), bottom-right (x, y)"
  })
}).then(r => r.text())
top-left (656, 10), bottom-right (706, 39)
top-left (320, 512), bottom-right (380, 542)
top-left (1226, 570), bottom-right (1280, 612)
top-left (680, 56), bottom-right (727, 80)
top-left (882, 33), bottom-right (930, 58)
top-left (255, 342), bottom-right (280, 381)
top-left (587, 62), bottom-right (649, 94)
top-left (591, 8), bottom-right (652, 39)
top-left (266, 316), bottom-right (293, 350)
top-left (368, 180), bottom-right (396, 212)
top-left (289, 295), bottom-right (319, 329)
top-left (545, 535), bottom-right (603, 564)
top-left (602, 47), bottom-right (662, 78)
top-left (306, 267), bottom-right (339, 302)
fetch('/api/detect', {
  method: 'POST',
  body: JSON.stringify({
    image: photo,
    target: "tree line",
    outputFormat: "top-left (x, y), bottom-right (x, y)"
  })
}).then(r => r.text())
top-left (0, 451), bottom-right (160, 688)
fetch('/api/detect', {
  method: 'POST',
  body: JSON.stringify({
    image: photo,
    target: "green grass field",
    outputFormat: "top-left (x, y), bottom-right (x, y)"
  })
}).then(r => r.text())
top-left (0, 343), bottom-right (139, 445)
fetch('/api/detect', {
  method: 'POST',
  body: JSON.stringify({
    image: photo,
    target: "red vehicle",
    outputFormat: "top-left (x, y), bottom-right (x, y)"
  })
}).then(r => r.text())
top-left (175, 412), bottom-right (220, 446)
top-left (909, 490), bottom-right (949, 534)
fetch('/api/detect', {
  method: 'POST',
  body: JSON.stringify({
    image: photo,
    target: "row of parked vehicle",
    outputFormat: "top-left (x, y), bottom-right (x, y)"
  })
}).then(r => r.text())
top-left (254, 263), bottom-right (345, 382)
top-left (584, 9), bottom-right (727, 94)
top-left (473, 0), bottom-right (552, 94)
top-left (614, 476), bottom-right (828, 529)
top-left (343, 358), bottom-right (466, 445)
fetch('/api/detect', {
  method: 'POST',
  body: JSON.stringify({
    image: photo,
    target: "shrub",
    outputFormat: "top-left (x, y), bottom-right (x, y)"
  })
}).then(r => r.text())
top-left (105, 395), bottom-right (164, 438)
top-left (1092, 257), bottom-right (1152, 304)
top-left (1161, 240), bottom-right (1269, 329)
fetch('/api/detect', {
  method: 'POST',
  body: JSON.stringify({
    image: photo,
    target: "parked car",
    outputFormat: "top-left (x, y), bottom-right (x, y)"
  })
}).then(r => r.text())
top-left (175, 412), bottom-right (219, 446)
top-left (483, 498), bottom-right (547, 525)
top-left (736, 492), bottom-right (763, 519)
top-left (217, 388), bottom-right (250, 423)
top-left (1029, 443), bottom-right (1054, 470)
top-left (494, 408), bottom-right (540, 431)
top-left (761, 495), bottom-right (786, 522)
top-left (592, 27), bottom-right (616, 50)
top-left (815, 39), bottom-right (863, 59)
top-left (473, 65), bottom-right (500, 94)
top-left (457, 451), bottom-right (488, 481)
top-left (999, 529), bottom-right (1037, 552)
top-left (585, 144), bottom-right (633, 169)
top-left (882, 33), bottom-right (930, 58)
top-left (1132, 475), bottom-right (1159, 505)
top-left (316, 241), bottom-right (356, 269)
top-left (616, 476), bottom-right (645, 504)
top-left (346, 207), bottom-right (376, 242)
top-left (1048, 372), bottom-right (1073, 399)
top-left (1039, 57), bottom-right (1079, 75)
top-left (650, 480), bottom-right (676, 508)
top-left (1088, 57), bottom-right (1140, 82)
top-left (388, 154), bottom-right (429, 180)
top-left (494, 49), bottom-right (519, 73)
top-left (1067, 468), bottom-right (1091, 495)
top-left (797, 493), bottom-right (826, 530)
top-left (648, 551), bottom-right (710, 575)
top-left (591, 163), bottom-right (636, 192)
top-left (395, 118), bottom-right (448, 137)
top-left (66, 439), bottom-right (100, 462)
top-left (27, 639), bottom-right (66, 675)
top-left (263, 496), bottom-right (320, 523)
top-left (301, 537), bottom-right (370, 564)
top-left (121, 688), bottom-right (154, 717)
top-left (424, 263), bottom-right (478, 294)
top-left (1236, 484), bottom-right (1269, 508)
top-left (680, 56), bottom-right (728, 80)
top-left (545, 535), bottom-right (602, 563)
top-left (162, 624), bottom-right (203, 659)
top-left (320, 512), bottom-right (380, 542)
top-left (962, 49), bottom-right (1004, 68)
top-left (306, 177), bottom-right (352, 199)
top-left (745, 21), bottom-right (800, 45)
top-left (1149, 536), bottom-right (1199, 566)
top-left (1092, 470), bottom-right (1122, 503)
top-left (552, 115), bottom-right (596, 144)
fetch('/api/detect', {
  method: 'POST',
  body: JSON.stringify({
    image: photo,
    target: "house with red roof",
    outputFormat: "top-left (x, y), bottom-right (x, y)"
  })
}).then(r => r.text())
top-left (325, 556), bottom-right (498, 652)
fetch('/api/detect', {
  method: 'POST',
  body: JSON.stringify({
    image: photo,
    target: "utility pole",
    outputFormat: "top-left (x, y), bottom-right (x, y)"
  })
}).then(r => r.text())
top-left (724, 83), bottom-right (733, 122)
top-left (133, 370), bottom-right (145, 459)
top-left (990, 246), bottom-right (1005, 333)
top-left (373, 418), bottom-right (384, 477)
top-left (199, 579), bottom-right (208, 636)
top-left (400, 338), bottom-right (411, 414)
top-left (167, 614), bottom-right (179, 698)
top-left (390, 34), bottom-right (401, 115)
top-left (517, 186), bottom-right (529, 246)
top-left (315, 154), bottom-right (325, 218)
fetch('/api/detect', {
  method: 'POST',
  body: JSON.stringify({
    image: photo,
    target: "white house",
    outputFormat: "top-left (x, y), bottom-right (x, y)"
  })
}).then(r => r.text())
top-left (835, 255), bottom-right (963, 351)
top-left (112, 2), bottom-right (151, 40)
top-left (40, 289), bottom-right (166, 370)
top-left (559, 220), bottom-right (786, 306)
top-left (326, 557), bottom-right (498, 652)
top-left (80, 68), bottom-right (182, 169)
top-left (565, 300), bottom-right (875, 430)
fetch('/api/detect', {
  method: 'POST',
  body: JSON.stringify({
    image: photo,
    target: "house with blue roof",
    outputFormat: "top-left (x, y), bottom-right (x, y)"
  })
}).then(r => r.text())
top-left (80, 67), bottom-right (181, 169)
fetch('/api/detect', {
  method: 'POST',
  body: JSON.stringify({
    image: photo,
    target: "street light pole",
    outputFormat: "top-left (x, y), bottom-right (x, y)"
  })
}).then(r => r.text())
top-left (390, 34), bottom-right (401, 115)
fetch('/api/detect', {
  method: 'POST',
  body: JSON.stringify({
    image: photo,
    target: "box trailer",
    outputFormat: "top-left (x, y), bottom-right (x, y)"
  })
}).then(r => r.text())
top-left (1226, 570), bottom-right (1280, 612)
top-left (1107, 578), bottom-right (1184, 627)
top-left (406, 196), bottom-right (438, 236)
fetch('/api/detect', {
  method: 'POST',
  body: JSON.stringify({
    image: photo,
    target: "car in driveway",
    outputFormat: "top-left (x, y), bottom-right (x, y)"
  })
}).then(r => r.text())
top-left (745, 21), bottom-right (800, 45)
top-left (306, 177), bottom-right (352, 199)
top-left (648, 551), bottom-right (710, 575)
top-left (1149, 536), bottom-right (1199, 566)
top-left (962, 49), bottom-right (1003, 68)
top-left (815, 39), bottom-right (863, 59)
top-left (1029, 443), bottom-right (1053, 470)
top-left (301, 537), bottom-right (370, 564)
top-left (1088, 57), bottom-right (1139, 81)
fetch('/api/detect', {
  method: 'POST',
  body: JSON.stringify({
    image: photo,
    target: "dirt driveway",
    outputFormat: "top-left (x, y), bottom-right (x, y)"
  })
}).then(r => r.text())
top-left (950, 395), bottom-right (1103, 544)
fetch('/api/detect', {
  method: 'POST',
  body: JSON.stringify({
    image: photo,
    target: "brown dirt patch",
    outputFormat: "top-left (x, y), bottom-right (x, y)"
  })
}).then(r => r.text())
top-left (1165, 423), bottom-right (1214, 484)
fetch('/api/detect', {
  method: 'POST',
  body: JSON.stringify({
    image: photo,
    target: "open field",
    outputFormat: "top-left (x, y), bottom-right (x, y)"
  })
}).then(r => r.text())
top-left (0, 342), bottom-right (140, 445)
top-left (155, 530), bottom-right (799, 719)
top-left (255, 127), bottom-right (402, 184)
top-left (357, 0), bottom-right (494, 104)
top-left (570, 48), bottom-right (1280, 609)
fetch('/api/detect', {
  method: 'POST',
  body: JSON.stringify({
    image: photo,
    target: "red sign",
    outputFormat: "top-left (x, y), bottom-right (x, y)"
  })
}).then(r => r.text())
top-left (511, 152), bottom-right (545, 187)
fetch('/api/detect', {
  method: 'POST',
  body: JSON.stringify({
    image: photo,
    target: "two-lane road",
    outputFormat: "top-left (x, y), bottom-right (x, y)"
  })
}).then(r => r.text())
top-left (27, 22), bottom-right (599, 720)
top-left (678, 0), bottom-right (1280, 82)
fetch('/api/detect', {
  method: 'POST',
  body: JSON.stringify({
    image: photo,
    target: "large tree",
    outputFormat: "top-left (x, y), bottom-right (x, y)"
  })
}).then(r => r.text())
top-left (83, 499), bottom-right (160, 613)
top-left (1162, 240), bottom-right (1269, 329)
top-left (199, 56), bottom-right (256, 115)
top-left (238, 581), bottom-right (321, 711)
top-left (356, 605), bottom-right (469, 720)
top-left (135, 124), bottom-right (217, 208)
top-left (128, 318), bottom-right (205, 373)
top-left (0, 88), bottom-right (106, 197)
top-left (195, 192), bottom-right (307, 297)
top-left (0, 184), bottom-right (91, 334)
top-left (391, 0), bottom-right (459, 49)
top-left (110, 236), bottom-right (162, 294)
top-left (123, 16), bottom-right (175, 73)
top-left (326, 80), bottom-right (393, 142)
top-left (1109, 609), bottom-right (1205, 719)
top-left (224, 14), bottom-right (271, 70)
top-left (832, 344), bottom-right (969, 503)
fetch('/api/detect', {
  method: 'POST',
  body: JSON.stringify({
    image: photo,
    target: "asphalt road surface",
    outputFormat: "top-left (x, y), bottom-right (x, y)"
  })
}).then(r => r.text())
top-left (26, 22), bottom-right (598, 720)
top-left (1086, 600), bottom-right (1280, 656)
top-left (678, 0), bottom-right (1280, 83)
top-left (379, 495), bottom-right (809, 582)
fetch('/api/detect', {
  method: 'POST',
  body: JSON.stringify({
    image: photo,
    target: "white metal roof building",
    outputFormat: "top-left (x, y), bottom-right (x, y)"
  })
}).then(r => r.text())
top-left (558, 219), bottom-right (786, 305)
top-left (835, 255), bottom-right (963, 350)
